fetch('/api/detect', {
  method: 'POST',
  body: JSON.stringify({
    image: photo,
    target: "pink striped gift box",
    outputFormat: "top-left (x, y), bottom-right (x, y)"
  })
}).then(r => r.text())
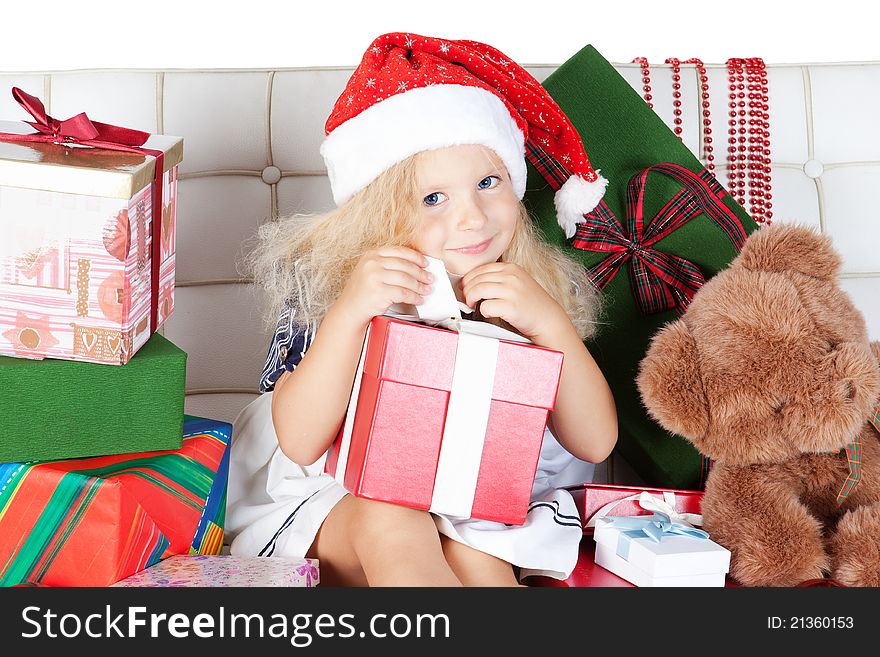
top-left (0, 120), bottom-right (182, 365)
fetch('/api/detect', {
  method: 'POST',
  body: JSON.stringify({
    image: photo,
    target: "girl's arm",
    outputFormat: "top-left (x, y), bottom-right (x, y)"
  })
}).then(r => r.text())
top-left (271, 247), bottom-right (432, 465)
top-left (532, 322), bottom-right (618, 464)
top-left (270, 305), bottom-right (369, 466)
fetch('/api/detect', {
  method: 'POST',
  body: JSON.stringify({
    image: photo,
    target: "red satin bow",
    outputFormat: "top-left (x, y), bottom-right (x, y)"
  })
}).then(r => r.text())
top-left (0, 87), bottom-right (166, 334)
top-left (12, 87), bottom-right (152, 147)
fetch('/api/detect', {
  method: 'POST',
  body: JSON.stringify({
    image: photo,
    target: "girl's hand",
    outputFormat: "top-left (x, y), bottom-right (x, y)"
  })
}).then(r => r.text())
top-left (334, 247), bottom-right (434, 329)
top-left (460, 263), bottom-right (572, 343)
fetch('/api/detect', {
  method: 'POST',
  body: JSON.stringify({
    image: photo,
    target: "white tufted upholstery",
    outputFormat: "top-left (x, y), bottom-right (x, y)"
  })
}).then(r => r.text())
top-left (2, 61), bottom-right (878, 484)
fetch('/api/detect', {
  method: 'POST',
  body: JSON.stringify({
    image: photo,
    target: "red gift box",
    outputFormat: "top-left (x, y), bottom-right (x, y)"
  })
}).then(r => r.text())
top-left (566, 483), bottom-right (705, 533)
top-left (325, 315), bottom-right (563, 525)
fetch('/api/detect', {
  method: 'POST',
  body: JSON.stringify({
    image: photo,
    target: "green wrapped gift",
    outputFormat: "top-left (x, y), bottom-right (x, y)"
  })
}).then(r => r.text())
top-left (0, 332), bottom-right (186, 462)
top-left (524, 45), bottom-right (759, 489)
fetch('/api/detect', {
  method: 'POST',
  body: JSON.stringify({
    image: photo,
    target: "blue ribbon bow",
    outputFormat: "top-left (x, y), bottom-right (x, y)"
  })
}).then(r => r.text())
top-left (606, 512), bottom-right (710, 560)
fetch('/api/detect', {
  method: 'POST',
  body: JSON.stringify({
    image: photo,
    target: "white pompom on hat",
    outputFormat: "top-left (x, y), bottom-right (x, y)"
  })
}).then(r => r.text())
top-left (320, 32), bottom-right (607, 238)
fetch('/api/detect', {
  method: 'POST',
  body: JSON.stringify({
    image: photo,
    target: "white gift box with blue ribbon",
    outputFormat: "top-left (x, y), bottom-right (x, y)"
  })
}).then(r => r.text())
top-left (593, 512), bottom-right (731, 587)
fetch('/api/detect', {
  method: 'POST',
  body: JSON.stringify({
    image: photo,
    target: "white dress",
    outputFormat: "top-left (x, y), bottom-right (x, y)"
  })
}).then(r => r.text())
top-left (225, 302), bottom-right (594, 581)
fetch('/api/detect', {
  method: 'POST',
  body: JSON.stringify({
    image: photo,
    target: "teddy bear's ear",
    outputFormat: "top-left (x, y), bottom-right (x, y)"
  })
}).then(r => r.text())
top-left (736, 223), bottom-right (841, 280)
top-left (637, 320), bottom-right (709, 442)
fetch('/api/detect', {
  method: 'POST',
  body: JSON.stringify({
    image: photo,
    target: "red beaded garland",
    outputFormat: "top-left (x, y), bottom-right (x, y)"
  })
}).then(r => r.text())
top-left (665, 57), bottom-right (685, 139)
top-left (634, 55), bottom-right (771, 224)
top-left (632, 57), bottom-right (654, 109)
top-left (635, 57), bottom-right (717, 173)
top-left (727, 57), bottom-right (772, 223)
top-left (726, 58), bottom-right (745, 208)
top-left (685, 57), bottom-right (715, 174)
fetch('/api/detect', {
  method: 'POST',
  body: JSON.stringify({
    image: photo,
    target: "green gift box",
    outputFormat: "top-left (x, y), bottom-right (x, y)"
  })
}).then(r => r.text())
top-left (524, 45), bottom-right (759, 489)
top-left (0, 332), bottom-right (186, 462)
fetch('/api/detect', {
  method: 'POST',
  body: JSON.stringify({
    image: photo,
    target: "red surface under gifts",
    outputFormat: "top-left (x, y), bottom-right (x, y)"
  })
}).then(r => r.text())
top-left (525, 539), bottom-right (740, 588)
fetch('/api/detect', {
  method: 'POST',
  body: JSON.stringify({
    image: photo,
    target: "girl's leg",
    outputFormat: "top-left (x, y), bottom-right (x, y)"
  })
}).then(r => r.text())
top-left (307, 495), bottom-right (462, 587)
top-left (306, 495), bottom-right (368, 587)
top-left (439, 535), bottom-right (522, 587)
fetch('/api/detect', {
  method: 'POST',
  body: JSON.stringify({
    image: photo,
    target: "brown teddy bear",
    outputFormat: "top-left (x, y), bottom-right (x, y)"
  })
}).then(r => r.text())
top-left (636, 223), bottom-right (880, 586)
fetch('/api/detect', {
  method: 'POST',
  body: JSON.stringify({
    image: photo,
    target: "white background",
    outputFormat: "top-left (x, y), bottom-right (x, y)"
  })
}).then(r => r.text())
top-left (1, 0), bottom-right (877, 70)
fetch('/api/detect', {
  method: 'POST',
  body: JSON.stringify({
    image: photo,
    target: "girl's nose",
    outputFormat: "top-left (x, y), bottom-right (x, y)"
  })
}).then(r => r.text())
top-left (456, 197), bottom-right (489, 231)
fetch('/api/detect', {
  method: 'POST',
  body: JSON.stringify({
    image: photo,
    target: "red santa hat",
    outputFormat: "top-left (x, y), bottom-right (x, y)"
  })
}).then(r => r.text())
top-left (320, 32), bottom-right (607, 239)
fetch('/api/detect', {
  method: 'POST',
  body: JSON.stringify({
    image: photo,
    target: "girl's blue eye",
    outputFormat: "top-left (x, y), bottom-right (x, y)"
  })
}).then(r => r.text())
top-left (478, 176), bottom-right (500, 189)
top-left (423, 191), bottom-right (448, 207)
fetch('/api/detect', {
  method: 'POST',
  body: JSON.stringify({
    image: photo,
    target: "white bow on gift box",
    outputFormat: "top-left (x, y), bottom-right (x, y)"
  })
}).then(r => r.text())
top-left (584, 490), bottom-right (704, 529)
top-left (590, 492), bottom-right (730, 587)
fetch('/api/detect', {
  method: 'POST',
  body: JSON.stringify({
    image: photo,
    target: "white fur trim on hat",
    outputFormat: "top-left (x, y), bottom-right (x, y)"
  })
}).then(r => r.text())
top-left (554, 172), bottom-right (609, 239)
top-left (320, 84), bottom-right (526, 206)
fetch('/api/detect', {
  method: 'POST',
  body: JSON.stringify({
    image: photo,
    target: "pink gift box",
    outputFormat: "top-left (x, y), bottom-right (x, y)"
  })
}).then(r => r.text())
top-left (325, 315), bottom-right (563, 525)
top-left (0, 120), bottom-right (182, 364)
top-left (112, 555), bottom-right (319, 587)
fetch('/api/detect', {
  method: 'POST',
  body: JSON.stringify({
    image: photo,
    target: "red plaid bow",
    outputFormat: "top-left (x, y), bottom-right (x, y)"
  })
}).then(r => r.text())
top-left (835, 400), bottom-right (880, 504)
top-left (572, 163), bottom-right (748, 315)
top-left (0, 87), bottom-right (166, 333)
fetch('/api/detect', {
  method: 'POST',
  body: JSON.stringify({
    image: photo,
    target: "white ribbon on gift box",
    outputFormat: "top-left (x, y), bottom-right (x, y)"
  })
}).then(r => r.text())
top-left (584, 490), bottom-right (704, 529)
top-left (332, 256), bottom-right (530, 519)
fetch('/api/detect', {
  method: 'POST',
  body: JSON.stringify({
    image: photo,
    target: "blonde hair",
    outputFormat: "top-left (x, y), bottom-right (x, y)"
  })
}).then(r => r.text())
top-left (242, 152), bottom-right (601, 340)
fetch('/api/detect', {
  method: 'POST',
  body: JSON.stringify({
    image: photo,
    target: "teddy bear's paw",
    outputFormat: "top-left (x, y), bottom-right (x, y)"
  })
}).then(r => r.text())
top-left (831, 505), bottom-right (880, 587)
top-left (731, 545), bottom-right (829, 587)
top-left (720, 513), bottom-right (831, 586)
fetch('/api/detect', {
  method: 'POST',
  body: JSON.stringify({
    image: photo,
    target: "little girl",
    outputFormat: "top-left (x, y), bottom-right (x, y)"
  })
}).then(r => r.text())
top-left (227, 33), bottom-right (617, 586)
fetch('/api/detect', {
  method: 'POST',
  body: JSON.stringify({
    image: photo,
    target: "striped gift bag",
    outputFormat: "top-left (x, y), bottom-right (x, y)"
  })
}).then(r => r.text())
top-left (0, 415), bottom-right (229, 587)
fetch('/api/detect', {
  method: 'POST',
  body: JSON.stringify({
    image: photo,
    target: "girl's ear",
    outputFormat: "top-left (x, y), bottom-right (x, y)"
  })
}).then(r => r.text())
top-left (637, 320), bottom-right (709, 442)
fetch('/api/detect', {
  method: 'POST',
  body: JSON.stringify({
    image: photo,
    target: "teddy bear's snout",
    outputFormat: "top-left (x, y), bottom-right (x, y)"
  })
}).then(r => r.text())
top-left (831, 342), bottom-right (880, 409)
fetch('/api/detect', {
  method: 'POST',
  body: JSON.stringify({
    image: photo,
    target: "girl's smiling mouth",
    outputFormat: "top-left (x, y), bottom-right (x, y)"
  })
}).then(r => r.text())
top-left (449, 237), bottom-right (493, 254)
